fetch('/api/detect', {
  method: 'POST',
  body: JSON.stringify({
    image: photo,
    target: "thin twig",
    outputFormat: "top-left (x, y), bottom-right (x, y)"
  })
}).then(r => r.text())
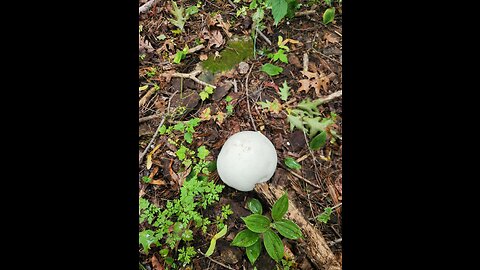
top-left (227, 0), bottom-right (237, 9)
top-left (315, 49), bottom-right (342, 66)
top-left (303, 52), bottom-right (309, 72)
top-left (197, 250), bottom-right (235, 270)
top-left (139, 0), bottom-right (158, 14)
top-left (328, 238), bottom-right (342, 246)
top-left (277, 161), bottom-right (322, 189)
top-left (139, 115), bottom-right (166, 165)
top-left (162, 70), bottom-right (216, 89)
top-left (139, 114), bottom-right (161, 123)
top-left (295, 10), bottom-right (317, 17)
top-left (257, 28), bottom-right (272, 46)
top-left (232, 79), bottom-right (238, 93)
top-left (187, 44), bottom-right (205, 54)
top-left (245, 64), bottom-right (257, 131)
top-left (320, 90), bottom-right (342, 103)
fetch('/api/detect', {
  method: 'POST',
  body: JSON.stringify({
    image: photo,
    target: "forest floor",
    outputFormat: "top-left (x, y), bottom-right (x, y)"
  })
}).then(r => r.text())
top-left (139, 1), bottom-right (342, 269)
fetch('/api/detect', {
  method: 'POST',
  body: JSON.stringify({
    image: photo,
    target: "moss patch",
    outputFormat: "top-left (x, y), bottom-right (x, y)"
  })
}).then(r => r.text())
top-left (201, 36), bottom-right (254, 74)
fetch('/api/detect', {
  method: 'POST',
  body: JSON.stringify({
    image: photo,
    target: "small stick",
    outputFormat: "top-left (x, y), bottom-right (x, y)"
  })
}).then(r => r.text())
top-left (139, 114), bottom-right (161, 123)
top-left (295, 10), bottom-right (317, 17)
top-left (277, 161), bottom-right (322, 189)
top-left (162, 70), bottom-right (216, 89)
top-left (197, 250), bottom-right (235, 270)
top-left (139, 115), bottom-right (166, 165)
top-left (245, 64), bottom-right (257, 131)
top-left (227, 0), bottom-right (237, 9)
top-left (233, 79), bottom-right (238, 93)
top-left (328, 238), bottom-right (342, 246)
top-left (320, 90), bottom-right (342, 103)
top-left (139, 0), bottom-right (158, 14)
top-left (303, 52), bottom-right (309, 72)
top-left (315, 49), bottom-right (342, 66)
top-left (187, 44), bottom-right (205, 54)
top-left (257, 28), bottom-right (272, 46)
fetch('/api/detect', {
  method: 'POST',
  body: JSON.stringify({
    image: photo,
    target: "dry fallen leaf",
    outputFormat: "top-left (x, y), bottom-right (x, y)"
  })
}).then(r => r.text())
top-left (200, 107), bottom-right (212, 121)
top-left (298, 79), bottom-right (311, 93)
top-left (147, 144), bottom-right (162, 170)
top-left (151, 255), bottom-right (164, 270)
top-left (139, 34), bottom-right (154, 54)
top-left (199, 54), bottom-right (208, 61)
top-left (213, 14), bottom-right (232, 37)
top-left (208, 30), bottom-right (224, 49)
top-left (214, 111), bottom-right (225, 126)
top-left (150, 179), bottom-right (166, 186)
top-left (324, 32), bottom-right (340, 45)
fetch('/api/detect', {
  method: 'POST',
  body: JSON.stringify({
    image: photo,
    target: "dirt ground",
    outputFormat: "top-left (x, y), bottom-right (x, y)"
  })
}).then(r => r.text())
top-left (139, 0), bottom-right (342, 269)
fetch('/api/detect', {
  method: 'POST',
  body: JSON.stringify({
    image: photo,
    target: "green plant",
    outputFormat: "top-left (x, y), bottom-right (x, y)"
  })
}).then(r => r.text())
top-left (139, 147), bottom-right (226, 268)
top-left (261, 63), bottom-right (283, 76)
top-left (284, 157), bottom-right (301, 170)
top-left (142, 176), bottom-right (152, 183)
top-left (278, 81), bottom-right (291, 101)
top-left (286, 98), bottom-right (340, 150)
top-left (199, 85), bottom-right (214, 101)
top-left (168, 1), bottom-right (198, 33)
top-left (173, 45), bottom-right (189, 64)
top-left (323, 7), bottom-right (335, 24)
top-left (268, 36), bottom-right (289, 64)
top-left (145, 67), bottom-right (157, 78)
top-left (225, 96), bottom-right (234, 115)
top-left (159, 117), bottom-right (200, 145)
top-left (231, 194), bottom-right (303, 266)
top-left (317, 207), bottom-right (333, 223)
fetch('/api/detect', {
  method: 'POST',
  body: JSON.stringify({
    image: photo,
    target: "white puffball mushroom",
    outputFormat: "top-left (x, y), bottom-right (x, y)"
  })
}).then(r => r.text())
top-left (217, 131), bottom-right (278, 191)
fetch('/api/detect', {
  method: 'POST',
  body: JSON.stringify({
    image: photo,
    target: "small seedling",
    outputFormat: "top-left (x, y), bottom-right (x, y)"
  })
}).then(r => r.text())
top-left (174, 45), bottom-right (189, 64)
top-left (199, 85), bottom-right (214, 101)
top-left (168, 1), bottom-right (198, 32)
top-left (278, 81), bottom-right (291, 101)
top-left (317, 207), bottom-right (333, 223)
top-left (231, 193), bottom-right (303, 266)
top-left (261, 63), bottom-right (283, 76)
top-left (284, 157), bottom-right (301, 170)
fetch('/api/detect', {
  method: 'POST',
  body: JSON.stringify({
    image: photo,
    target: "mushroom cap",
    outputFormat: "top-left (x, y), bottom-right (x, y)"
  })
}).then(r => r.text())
top-left (217, 131), bottom-right (278, 191)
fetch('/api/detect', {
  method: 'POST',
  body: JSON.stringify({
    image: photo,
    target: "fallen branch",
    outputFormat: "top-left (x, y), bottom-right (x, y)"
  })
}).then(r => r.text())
top-left (245, 64), bottom-right (257, 131)
top-left (256, 28), bottom-right (272, 46)
top-left (320, 90), bottom-right (342, 103)
top-left (295, 10), bottom-right (317, 17)
top-left (139, 0), bottom-right (158, 14)
top-left (254, 183), bottom-right (341, 270)
top-left (162, 70), bottom-right (216, 89)
top-left (139, 114), bottom-right (162, 124)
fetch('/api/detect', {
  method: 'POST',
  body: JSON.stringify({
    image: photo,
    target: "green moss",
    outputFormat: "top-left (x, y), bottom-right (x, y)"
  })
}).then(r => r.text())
top-left (201, 36), bottom-right (254, 73)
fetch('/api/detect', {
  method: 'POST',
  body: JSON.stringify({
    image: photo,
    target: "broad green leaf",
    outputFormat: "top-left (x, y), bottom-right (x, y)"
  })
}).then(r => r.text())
top-left (173, 122), bottom-right (185, 131)
top-left (279, 81), bottom-right (290, 101)
top-left (304, 117), bottom-right (335, 138)
top-left (225, 96), bottom-right (233, 102)
top-left (317, 207), bottom-right (333, 223)
top-left (184, 132), bottom-right (193, 144)
top-left (159, 125), bottom-right (167, 134)
top-left (284, 157), bottom-right (301, 170)
top-left (204, 85), bottom-right (214, 94)
top-left (185, 6), bottom-right (198, 15)
top-left (199, 91), bottom-right (209, 101)
top-left (139, 230), bottom-right (159, 253)
top-left (261, 63), bottom-right (283, 76)
top-left (263, 229), bottom-right (284, 262)
top-left (309, 131), bottom-right (327, 150)
top-left (246, 238), bottom-right (262, 265)
top-left (242, 214), bottom-right (271, 233)
top-left (231, 229), bottom-right (260, 247)
top-left (248, 198), bottom-right (263, 215)
top-left (252, 7), bottom-right (264, 24)
top-left (324, 0), bottom-right (333, 6)
top-left (271, 193), bottom-right (288, 221)
top-left (257, 99), bottom-right (282, 113)
top-left (197, 146), bottom-right (209, 160)
top-left (250, 0), bottom-right (258, 9)
top-left (272, 219), bottom-right (303, 239)
top-left (287, 114), bottom-right (306, 132)
top-left (323, 7), bottom-right (335, 25)
top-left (176, 145), bottom-right (188, 160)
top-left (159, 248), bottom-right (169, 257)
top-left (271, 0), bottom-right (288, 25)
top-left (174, 50), bottom-right (186, 64)
top-left (272, 49), bottom-right (288, 63)
top-left (205, 225), bottom-right (228, 256)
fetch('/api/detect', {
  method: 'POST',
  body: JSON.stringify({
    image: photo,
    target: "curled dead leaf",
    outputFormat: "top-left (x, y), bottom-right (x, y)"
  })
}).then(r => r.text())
top-left (207, 30), bottom-right (224, 49)
top-left (146, 144), bottom-right (162, 170)
top-left (139, 34), bottom-right (154, 54)
top-left (151, 255), bottom-right (163, 270)
top-left (324, 32), bottom-right (340, 45)
top-left (214, 111), bottom-right (225, 126)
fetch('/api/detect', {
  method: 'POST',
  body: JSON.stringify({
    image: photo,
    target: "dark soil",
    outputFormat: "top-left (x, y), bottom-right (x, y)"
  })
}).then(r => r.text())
top-left (139, 0), bottom-right (342, 269)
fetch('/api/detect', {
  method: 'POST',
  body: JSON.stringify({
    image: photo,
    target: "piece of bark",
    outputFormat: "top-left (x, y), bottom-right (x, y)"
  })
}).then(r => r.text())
top-left (254, 182), bottom-right (341, 270)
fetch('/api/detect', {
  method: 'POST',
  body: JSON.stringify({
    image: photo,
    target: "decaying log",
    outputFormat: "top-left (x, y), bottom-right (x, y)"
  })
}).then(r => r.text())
top-left (254, 182), bottom-right (341, 270)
